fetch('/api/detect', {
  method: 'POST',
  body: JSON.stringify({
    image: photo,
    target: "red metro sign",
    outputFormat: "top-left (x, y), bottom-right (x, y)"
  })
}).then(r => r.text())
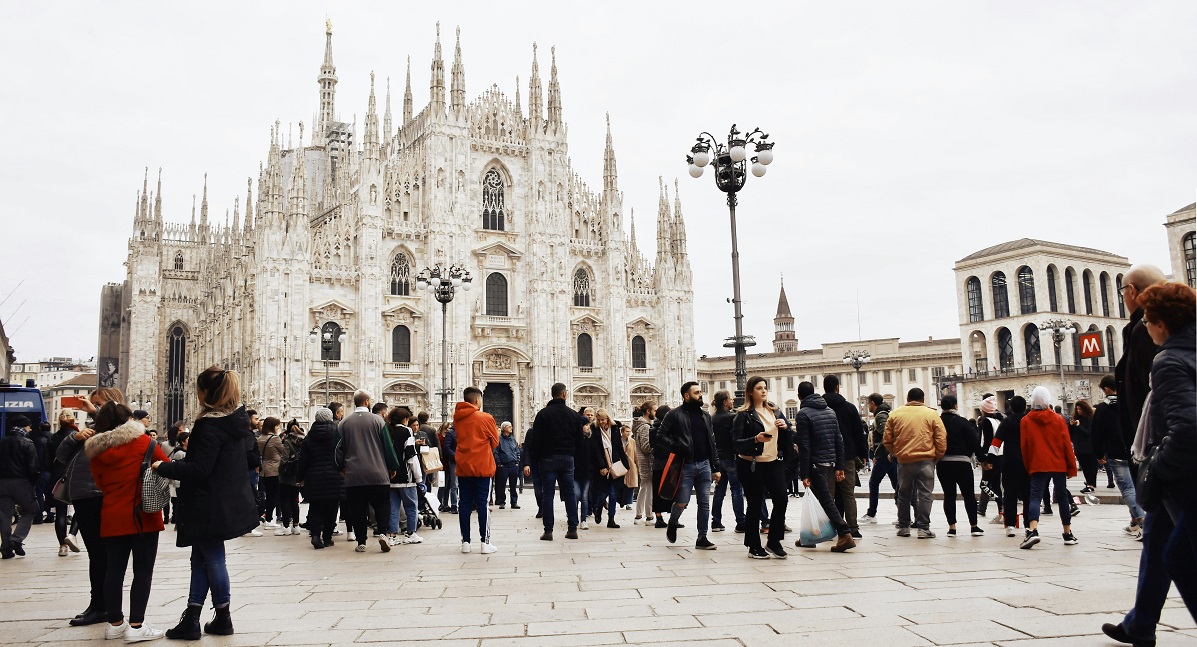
top-left (1078, 331), bottom-right (1104, 359)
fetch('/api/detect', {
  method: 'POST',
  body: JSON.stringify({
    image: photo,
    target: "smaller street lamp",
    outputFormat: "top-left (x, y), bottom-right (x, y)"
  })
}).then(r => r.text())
top-left (843, 350), bottom-right (871, 411)
top-left (1041, 318), bottom-right (1078, 410)
top-left (416, 263), bottom-right (473, 422)
top-left (310, 326), bottom-right (347, 405)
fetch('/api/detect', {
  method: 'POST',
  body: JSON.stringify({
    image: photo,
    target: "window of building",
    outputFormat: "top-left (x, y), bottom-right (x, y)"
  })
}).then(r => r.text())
top-left (389, 253), bottom-right (411, 296)
top-left (998, 327), bottom-right (1014, 370)
top-left (485, 273), bottom-right (508, 316)
top-left (1046, 265), bottom-right (1058, 312)
top-left (932, 366), bottom-right (945, 378)
top-left (320, 322), bottom-right (343, 361)
top-left (173, 253), bottom-right (183, 271)
top-left (1100, 272), bottom-right (1111, 317)
top-left (631, 335), bottom-right (647, 369)
top-left (1106, 326), bottom-right (1117, 369)
top-left (966, 276), bottom-right (984, 322)
top-left (1185, 232), bottom-right (1196, 288)
top-left (908, 368), bottom-right (917, 382)
top-left (785, 406), bottom-right (798, 420)
top-left (786, 376), bottom-right (794, 389)
top-left (883, 369), bottom-right (892, 384)
top-left (991, 272), bottom-right (1010, 319)
top-left (1017, 266), bottom-right (1037, 315)
top-left (1083, 270), bottom-right (1094, 315)
top-left (858, 371), bottom-right (867, 386)
top-left (719, 381), bottom-right (727, 390)
top-left (482, 168), bottom-right (505, 231)
top-left (1116, 274), bottom-right (1126, 318)
top-left (572, 268), bottom-right (590, 307)
top-left (392, 325), bottom-right (411, 363)
top-left (1023, 324), bottom-right (1041, 367)
top-left (1065, 267), bottom-right (1077, 314)
top-left (165, 325), bottom-right (187, 426)
top-left (577, 333), bottom-right (593, 368)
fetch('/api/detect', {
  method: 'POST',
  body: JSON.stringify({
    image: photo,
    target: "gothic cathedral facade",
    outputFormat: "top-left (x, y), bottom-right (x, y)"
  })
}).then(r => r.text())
top-left (109, 24), bottom-right (696, 430)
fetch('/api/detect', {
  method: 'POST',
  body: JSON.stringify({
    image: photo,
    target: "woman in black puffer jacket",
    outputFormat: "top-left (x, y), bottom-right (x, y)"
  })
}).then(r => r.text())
top-left (296, 407), bottom-right (344, 550)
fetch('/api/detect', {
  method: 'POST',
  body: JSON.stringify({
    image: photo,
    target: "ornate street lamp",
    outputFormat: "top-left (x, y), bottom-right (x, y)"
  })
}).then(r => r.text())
top-left (686, 125), bottom-right (775, 402)
top-left (416, 263), bottom-right (473, 422)
top-left (843, 350), bottom-right (871, 409)
top-left (1041, 318), bottom-right (1078, 410)
top-left (309, 326), bottom-right (347, 405)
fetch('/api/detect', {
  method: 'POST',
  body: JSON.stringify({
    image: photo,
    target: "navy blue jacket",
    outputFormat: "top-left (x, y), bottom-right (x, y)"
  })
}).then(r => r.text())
top-left (1148, 323), bottom-right (1196, 504)
top-left (794, 394), bottom-right (843, 478)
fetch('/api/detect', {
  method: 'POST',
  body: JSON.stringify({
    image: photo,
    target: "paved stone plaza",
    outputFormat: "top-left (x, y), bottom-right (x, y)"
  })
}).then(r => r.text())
top-left (2, 477), bottom-right (1194, 646)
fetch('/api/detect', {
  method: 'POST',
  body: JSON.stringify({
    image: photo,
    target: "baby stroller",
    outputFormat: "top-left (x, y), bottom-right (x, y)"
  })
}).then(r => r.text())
top-left (417, 483), bottom-right (443, 530)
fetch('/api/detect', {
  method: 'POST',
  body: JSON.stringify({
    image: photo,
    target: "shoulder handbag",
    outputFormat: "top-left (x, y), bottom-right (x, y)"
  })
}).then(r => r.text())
top-left (1136, 436), bottom-right (1168, 513)
top-left (51, 446), bottom-right (82, 504)
top-left (658, 452), bottom-right (684, 500)
top-left (139, 440), bottom-right (171, 514)
top-left (420, 446), bottom-right (444, 474)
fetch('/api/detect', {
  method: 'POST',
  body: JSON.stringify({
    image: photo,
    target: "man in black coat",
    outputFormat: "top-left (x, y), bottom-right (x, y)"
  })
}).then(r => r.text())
top-left (655, 381), bottom-right (721, 549)
top-left (710, 390), bottom-right (744, 532)
top-left (527, 383), bottom-right (586, 541)
top-left (0, 415), bottom-right (39, 558)
top-left (822, 376), bottom-right (867, 537)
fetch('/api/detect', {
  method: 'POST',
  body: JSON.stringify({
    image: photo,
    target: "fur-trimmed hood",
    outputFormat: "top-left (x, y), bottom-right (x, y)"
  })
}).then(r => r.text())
top-left (84, 419), bottom-right (146, 459)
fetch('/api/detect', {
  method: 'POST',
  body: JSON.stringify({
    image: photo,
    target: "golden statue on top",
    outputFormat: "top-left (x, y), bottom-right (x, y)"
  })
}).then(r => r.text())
top-left (326, 18), bottom-right (332, 34)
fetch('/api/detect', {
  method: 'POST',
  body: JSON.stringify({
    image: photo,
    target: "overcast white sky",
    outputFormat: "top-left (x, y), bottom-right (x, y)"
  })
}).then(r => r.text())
top-left (3, 1), bottom-right (1195, 364)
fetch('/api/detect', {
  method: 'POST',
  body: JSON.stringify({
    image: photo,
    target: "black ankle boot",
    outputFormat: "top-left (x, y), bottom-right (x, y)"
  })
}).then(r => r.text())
top-left (204, 606), bottom-right (234, 635)
top-left (165, 605), bottom-right (202, 640)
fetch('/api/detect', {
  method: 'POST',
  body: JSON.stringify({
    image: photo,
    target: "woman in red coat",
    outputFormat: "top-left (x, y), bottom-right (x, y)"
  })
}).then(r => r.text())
top-left (1018, 386), bottom-right (1078, 550)
top-left (85, 402), bottom-right (170, 642)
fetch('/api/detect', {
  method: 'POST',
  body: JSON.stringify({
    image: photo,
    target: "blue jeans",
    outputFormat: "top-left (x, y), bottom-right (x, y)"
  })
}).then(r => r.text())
top-left (1163, 500), bottom-right (1197, 619)
top-left (495, 463), bottom-right (519, 506)
top-left (539, 455), bottom-right (579, 532)
top-left (438, 463), bottom-right (458, 508)
top-left (867, 453), bottom-right (899, 517)
top-left (1026, 472), bottom-right (1072, 526)
top-left (712, 458), bottom-right (745, 527)
top-left (669, 459), bottom-right (713, 536)
top-left (574, 477), bottom-right (592, 522)
top-left (595, 477), bottom-right (619, 522)
top-left (1124, 508), bottom-right (1178, 640)
top-left (1107, 459), bottom-right (1146, 520)
top-left (457, 476), bottom-right (491, 544)
top-left (187, 539), bottom-right (231, 608)
top-left (389, 487), bottom-right (418, 535)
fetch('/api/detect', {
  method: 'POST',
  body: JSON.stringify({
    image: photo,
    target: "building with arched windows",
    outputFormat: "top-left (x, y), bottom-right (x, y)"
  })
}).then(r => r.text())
top-left (103, 24), bottom-right (695, 431)
top-left (950, 239), bottom-right (1130, 413)
top-left (1165, 202), bottom-right (1196, 288)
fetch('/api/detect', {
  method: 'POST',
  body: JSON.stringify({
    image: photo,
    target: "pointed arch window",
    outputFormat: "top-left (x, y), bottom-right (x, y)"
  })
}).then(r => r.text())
top-left (173, 253), bottom-right (184, 271)
top-left (165, 325), bottom-right (187, 426)
top-left (1065, 268), bottom-right (1077, 314)
top-left (577, 333), bottom-right (593, 368)
top-left (1046, 265), bottom-right (1059, 312)
top-left (1099, 272), bottom-right (1111, 317)
top-left (997, 327), bottom-right (1014, 370)
top-left (482, 169), bottom-right (505, 231)
top-left (1017, 266), bottom-right (1037, 315)
top-left (572, 268), bottom-right (591, 307)
top-left (392, 325), bottom-right (411, 364)
top-left (631, 335), bottom-right (647, 369)
top-left (320, 322), bottom-right (343, 361)
top-left (485, 273), bottom-right (508, 317)
top-left (991, 272), bottom-right (1010, 319)
top-left (1184, 232), bottom-right (1196, 288)
top-left (966, 277), bottom-right (984, 322)
top-left (389, 253), bottom-right (412, 296)
top-left (1023, 324), bottom-right (1042, 367)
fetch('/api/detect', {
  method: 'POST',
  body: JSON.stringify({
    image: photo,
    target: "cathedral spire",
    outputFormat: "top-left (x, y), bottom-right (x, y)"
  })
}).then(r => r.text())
top-left (547, 46), bottom-right (562, 130)
top-left (382, 76), bottom-right (393, 145)
top-left (232, 196), bottom-right (240, 235)
top-left (199, 173), bottom-right (209, 241)
top-left (672, 178), bottom-right (687, 257)
top-left (514, 76), bottom-right (522, 117)
top-left (629, 207), bottom-right (638, 256)
top-left (317, 20), bottom-right (338, 143)
top-left (363, 71), bottom-right (380, 160)
top-left (528, 43), bottom-right (543, 124)
top-left (154, 168), bottom-right (162, 223)
top-left (655, 176), bottom-right (671, 261)
top-left (430, 23), bottom-right (446, 109)
top-left (603, 113), bottom-right (618, 195)
top-left (244, 176), bottom-right (254, 235)
top-left (403, 56), bottom-right (413, 125)
top-left (139, 167), bottom-right (149, 222)
top-left (450, 26), bottom-right (466, 113)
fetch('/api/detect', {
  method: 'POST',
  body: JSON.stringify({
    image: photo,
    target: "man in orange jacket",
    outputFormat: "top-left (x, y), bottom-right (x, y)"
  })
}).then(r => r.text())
top-left (453, 386), bottom-right (500, 554)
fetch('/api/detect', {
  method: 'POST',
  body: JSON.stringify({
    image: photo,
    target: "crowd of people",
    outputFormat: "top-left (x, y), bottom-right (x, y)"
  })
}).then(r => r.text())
top-left (0, 265), bottom-right (1191, 642)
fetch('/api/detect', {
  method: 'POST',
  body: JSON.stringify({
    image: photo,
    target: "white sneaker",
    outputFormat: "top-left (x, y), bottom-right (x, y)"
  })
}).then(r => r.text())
top-left (291, 525), bottom-right (300, 535)
top-left (262, 522), bottom-right (280, 529)
top-left (1005, 526), bottom-right (1017, 537)
top-left (579, 521), bottom-right (589, 530)
top-left (481, 543), bottom-right (498, 554)
top-left (59, 545), bottom-right (69, 557)
top-left (243, 529), bottom-right (263, 537)
top-left (274, 526), bottom-right (291, 536)
top-left (861, 514), bottom-right (877, 524)
top-left (123, 623), bottom-right (164, 642)
top-left (387, 535), bottom-right (400, 546)
top-left (461, 542), bottom-right (472, 554)
top-left (354, 545), bottom-right (367, 553)
top-left (990, 513), bottom-right (1005, 525)
top-left (332, 528), bottom-right (343, 535)
top-left (347, 532), bottom-right (355, 542)
top-left (405, 532), bottom-right (423, 544)
top-left (105, 622), bottom-right (129, 640)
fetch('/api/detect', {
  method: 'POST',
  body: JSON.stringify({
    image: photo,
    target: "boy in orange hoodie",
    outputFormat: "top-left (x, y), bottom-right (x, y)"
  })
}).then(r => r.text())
top-left (1019, 386), bottom-right (1079, 549)
top-left (453, 386), bottom-right (500, 554)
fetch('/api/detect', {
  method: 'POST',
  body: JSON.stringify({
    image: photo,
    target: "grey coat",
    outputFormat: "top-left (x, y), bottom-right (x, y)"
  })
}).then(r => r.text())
top-left (55, 430), bottom-right (103, 501)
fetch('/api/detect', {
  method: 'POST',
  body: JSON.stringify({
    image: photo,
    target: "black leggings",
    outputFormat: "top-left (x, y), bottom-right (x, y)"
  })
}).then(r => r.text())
top-left (738, 458), bottom-right (788, 550)
top-left (74, 497), bottom-right (107, 612)
top-left (1003, 471), bottom-right (1030, 528)
top-left (104, 532), bottom-right (159, 625)
top-left (279, 484), bottom-right (301, 526)
top-left (307, 500), bottom-right (339, 542)
top-left (936, 461), bottom-right (978, 527)
top-left (259, 476), bottom-right (280, 521)
top-left (54, 500), bottom-right (70, 544)
top-left (1076, 453), bottom-right (1099, 486)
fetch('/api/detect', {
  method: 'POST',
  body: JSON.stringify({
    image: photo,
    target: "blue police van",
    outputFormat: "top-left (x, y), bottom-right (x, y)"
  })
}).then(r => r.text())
top-left (0, 379), bottom-right (47, 439)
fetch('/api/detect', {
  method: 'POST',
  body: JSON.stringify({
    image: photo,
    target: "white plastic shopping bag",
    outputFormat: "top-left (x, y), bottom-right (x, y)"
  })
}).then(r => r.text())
top-left (798, 491), bottom-right (838, 545)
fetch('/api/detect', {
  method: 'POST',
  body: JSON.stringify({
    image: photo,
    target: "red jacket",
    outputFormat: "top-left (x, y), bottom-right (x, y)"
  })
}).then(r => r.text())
top-left (1019, 409), bottom-right (1077, 477)
top-left (86, 420), bottom-right (170, 538)
top-left (452, 401), bottom-right (499, 478)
